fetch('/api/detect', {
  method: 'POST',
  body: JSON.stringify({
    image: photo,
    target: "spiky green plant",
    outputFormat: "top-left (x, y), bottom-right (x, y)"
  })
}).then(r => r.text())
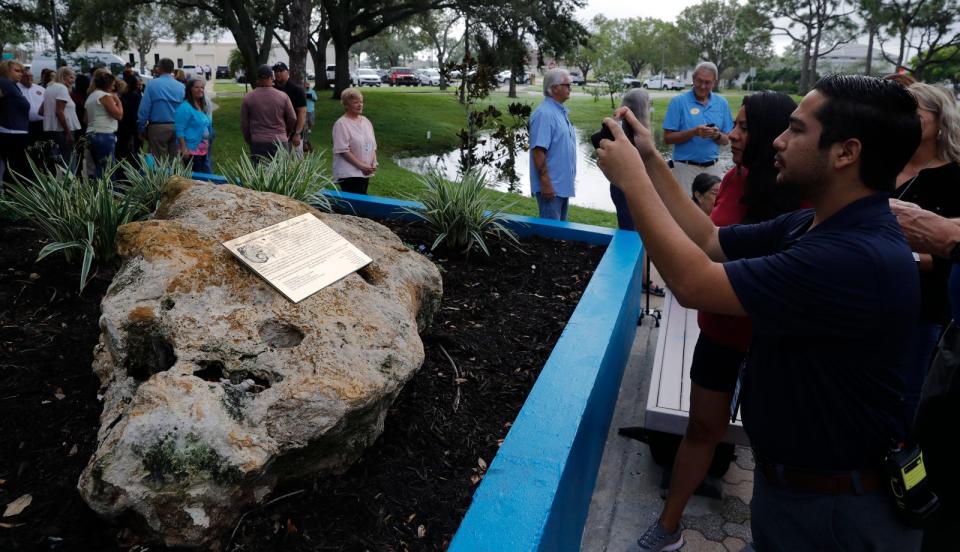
top-left (0, 160), bottom-right (143, 290)
top-left (120, 153), bottom-right (193, 217)
top-left (401, 168), bottom-right (521, 256)
top-left (219, 146), bottom-right (334, 211)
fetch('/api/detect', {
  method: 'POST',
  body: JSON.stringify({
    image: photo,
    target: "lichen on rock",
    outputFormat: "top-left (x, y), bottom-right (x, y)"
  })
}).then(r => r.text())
top-left (78, 179), bottom-right (442, 548)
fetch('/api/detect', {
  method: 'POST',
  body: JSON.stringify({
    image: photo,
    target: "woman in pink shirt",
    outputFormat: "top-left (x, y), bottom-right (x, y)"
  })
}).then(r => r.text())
top-left (332, 87), bottom-right (377, 194)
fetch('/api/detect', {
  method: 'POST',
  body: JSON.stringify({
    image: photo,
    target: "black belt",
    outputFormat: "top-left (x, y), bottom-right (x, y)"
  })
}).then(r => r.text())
top-left (675, 159), bottom-right (717, 167)
top-left (756, 459), bottom-right (885, 495)
top-left (150, 121), bottom-right (174, 125)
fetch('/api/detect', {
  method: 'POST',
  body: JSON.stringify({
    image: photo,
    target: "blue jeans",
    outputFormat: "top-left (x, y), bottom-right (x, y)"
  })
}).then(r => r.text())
top-left (609, 184), bottom-right (635, 230)
top-left (535, 192), bottom-right (569, 221)
top-left (189, 154), bottom-right (211, 174)
top-left (89, 132), bottom-right (116, 178)
top-left (751, 470), bottom-right (921, 551)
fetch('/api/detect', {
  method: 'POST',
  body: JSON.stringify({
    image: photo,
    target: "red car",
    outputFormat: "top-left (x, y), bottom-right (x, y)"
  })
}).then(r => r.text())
top-left (389, 67), bottom-right (419, 86)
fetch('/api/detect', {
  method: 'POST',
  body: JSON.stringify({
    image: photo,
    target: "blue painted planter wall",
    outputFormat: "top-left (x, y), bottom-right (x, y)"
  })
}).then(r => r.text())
top-left (188, 178), bottom-right (644, 550)
top-left (318, 191), bottom-right (644, 551)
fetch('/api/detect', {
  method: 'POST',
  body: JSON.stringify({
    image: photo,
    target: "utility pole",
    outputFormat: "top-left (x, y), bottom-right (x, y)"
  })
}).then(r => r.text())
top-left (50, 0), bottom-right (62, 67)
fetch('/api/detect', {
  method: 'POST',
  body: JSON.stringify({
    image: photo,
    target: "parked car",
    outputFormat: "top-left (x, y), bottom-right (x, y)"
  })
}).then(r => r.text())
top-left (354, 68), bottom-right (382, 87)
top-left (643, 75), bottom-right (685, 90)
top-left (417, 68), bottom-right (441, 86)
top-left (215, 65), bottom-right (230, 79)
top-left (181, 64), bottom-right (198, 78)
top-left (496, 69), bottom-right (529, 85)
top-left (28, 48), bottom-right (125, 76)
top-left (623, 76), bottom-right (643, 88)
top-left (568, 70), bottom-right (585, 85)
top-left (389, 67), bottom-right (418, 86)
top-left (379, 70), bottom-right (392, 85)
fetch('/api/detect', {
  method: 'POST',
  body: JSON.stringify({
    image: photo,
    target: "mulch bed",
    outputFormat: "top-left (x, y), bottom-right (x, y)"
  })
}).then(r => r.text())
top-left (0, 218), bottom-right (604, 551)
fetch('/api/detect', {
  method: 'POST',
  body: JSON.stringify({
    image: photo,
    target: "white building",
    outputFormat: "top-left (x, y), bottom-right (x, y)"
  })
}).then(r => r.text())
top-left (115, 37), bottom-right (336, 73)
top-left (818, 43), bottom-right (895, 75)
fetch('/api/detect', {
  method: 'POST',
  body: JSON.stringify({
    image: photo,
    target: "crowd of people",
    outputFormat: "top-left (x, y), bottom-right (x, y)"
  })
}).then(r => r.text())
top-left (0, 57), bottom-right (374, 193)
top-left (576, 69), bottom-right (958, 551)
top-left (4, 50), bottom-right (960, 551)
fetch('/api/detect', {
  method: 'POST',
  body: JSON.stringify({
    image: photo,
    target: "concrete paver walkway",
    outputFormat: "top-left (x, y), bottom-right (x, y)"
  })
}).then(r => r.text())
top-left (581, 295), bottom-right (755, 552)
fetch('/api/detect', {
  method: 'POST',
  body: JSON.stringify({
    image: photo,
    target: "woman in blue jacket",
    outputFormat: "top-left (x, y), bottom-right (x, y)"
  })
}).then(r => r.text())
top-left (0, 60), bottom-right (31, 186)
top-left (175, 77), bottom-right (212, 173)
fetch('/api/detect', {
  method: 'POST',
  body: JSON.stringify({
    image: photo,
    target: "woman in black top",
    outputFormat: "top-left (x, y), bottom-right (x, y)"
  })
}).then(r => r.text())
top-left (116, 73), bottom-right (143, 165)
top-left (895, 83), bottom-right (960, 410)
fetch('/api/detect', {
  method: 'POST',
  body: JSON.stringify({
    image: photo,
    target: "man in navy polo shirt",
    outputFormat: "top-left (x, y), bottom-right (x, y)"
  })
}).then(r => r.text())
top-left (662, 61), bottom-right (733, 195)
top-left (529, 68), bottom-right (576, 220)
top-left (597, 75), bottom-right (922, 551)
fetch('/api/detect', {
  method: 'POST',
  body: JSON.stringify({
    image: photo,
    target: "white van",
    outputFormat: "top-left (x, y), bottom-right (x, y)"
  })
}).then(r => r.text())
top-left (29, 48), bottom-right (127, 76)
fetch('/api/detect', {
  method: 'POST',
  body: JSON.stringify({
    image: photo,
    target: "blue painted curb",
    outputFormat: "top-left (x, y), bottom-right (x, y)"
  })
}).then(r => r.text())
top-left (188, 175), bottom-right (643, 550)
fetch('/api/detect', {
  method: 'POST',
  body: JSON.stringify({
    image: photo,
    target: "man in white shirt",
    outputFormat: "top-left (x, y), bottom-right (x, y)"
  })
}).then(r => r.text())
top-left (16, 68), bottom-right (45, 148)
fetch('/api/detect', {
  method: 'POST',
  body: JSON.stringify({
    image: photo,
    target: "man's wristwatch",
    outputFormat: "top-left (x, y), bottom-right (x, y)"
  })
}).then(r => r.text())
top-left (950, 240), bottom-right (960, 263)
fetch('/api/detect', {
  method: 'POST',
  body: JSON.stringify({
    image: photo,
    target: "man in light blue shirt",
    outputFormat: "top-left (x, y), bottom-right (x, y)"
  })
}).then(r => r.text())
top-left (529, 68), bottom-right (576, 220)
top-left (662, 61), bottom-right (733, 194)
top-left (138, 58), bottom-right (185, 160)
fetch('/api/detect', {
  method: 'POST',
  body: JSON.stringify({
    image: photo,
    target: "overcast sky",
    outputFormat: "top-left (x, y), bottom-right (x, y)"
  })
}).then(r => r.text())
top-left (576, 0), bottom-right (801, 54)
top-left (576, 0), bottom-right (703, 23)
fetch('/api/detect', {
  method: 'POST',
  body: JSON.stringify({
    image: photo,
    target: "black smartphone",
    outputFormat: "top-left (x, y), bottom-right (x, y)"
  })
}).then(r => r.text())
top-left (590, 124), bottom-right (616, 149)
top-left (706, 123), bottom-right (716, 128)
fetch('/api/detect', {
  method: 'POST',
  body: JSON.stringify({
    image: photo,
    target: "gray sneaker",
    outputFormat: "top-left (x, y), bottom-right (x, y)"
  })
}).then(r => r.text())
top-left (634, 520), bottom-right (684, 552)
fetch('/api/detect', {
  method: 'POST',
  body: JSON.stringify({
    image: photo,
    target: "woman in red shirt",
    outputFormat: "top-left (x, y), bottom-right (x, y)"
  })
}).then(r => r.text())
top-left (639, 91), bottom-right (802, 550)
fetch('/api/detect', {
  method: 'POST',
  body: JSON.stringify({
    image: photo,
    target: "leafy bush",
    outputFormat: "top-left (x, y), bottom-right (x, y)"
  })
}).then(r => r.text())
top-left (220, 146), bottom-right (335, 211)
top-left (121, 153), bottom-right (193, 218)
top-left (0, 161), bottom-right (144, 290)
top-left (401, 168), bottom-right (520, 256)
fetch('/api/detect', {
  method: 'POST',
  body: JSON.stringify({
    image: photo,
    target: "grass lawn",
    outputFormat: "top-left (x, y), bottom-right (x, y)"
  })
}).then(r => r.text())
top-left (210, 86), bottom-right (745, 228)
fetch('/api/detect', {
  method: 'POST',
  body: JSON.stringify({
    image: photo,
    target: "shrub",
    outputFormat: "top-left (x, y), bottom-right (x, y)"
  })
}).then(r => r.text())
top-left (121, 153), bottom-right (193, 218)
top-left (220, 146), bottom-right (335, 211)
top-left (0, 161), bottom-right (144, 291)
top-left (401, 168), bottom-right (520, 256)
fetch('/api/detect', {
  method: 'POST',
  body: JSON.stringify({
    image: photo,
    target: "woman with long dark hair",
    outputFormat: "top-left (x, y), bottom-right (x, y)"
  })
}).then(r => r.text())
top-left (116, 73), bottom-right (143, 164)
top-left (636, 91), bottom-right (801, 552)
top-left (174, 76), bottom-right (213, 173)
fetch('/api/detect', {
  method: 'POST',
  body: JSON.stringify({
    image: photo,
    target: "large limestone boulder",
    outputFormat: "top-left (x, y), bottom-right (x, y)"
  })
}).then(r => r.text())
top-left (78, 179), bottom-right (442, 548)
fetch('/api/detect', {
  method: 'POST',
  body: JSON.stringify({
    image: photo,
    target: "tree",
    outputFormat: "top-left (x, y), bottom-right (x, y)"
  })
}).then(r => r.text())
top-left (417, 8), bottom-right (463, 89)
top-left (676, 0), bottom-right (773, 83)
top-left (154, 0), bottom-right (284, 86)
top-left (877, 0), bottom-right (960, 80)
top-left (0, 0), bottom-right (97, 53)
top-left (568, 15), bottom-right (613, 82)
top-left (354, 24), bottom-right (425, 67)
top-left (473, 0), bottom-right (587, 98)
top-left (914, 44), bottom-right (960, 89)
top-left (618, 17), bottom-right (694, 77)
top-left (319, 0), bottom-right (456, 97)
top-left (749, 0), bottom-right (856, 93)
top-left (858, 0), bottom-right (884, 75)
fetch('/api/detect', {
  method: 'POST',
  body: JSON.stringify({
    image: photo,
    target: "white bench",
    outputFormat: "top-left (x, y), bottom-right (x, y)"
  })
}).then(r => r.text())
top-left (645, 290), bottom-right (750, 446)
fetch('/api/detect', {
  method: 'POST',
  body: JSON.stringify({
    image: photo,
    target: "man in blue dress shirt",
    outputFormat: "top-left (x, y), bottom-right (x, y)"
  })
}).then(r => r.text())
top-left (529, 68), bottom-right (576, 220)
top-left (138, 58), bottom-right (185, 160)
top-left (662, 61), bottom-right (733, 195)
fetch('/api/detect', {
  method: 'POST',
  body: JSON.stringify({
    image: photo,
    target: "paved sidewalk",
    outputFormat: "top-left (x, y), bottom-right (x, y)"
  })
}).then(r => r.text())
top-left (581, 299), bottom-right (755, 552)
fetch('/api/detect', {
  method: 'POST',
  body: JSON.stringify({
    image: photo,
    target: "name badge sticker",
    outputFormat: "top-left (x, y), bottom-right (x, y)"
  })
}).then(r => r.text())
top-left (690, 107), bottom-right (701, 115)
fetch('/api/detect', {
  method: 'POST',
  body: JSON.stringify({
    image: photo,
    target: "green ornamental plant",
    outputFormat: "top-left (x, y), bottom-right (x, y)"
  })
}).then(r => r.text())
top-left (219, 146), bottom-right (335, 211)
top-left (0, 160), bottom-right (144, 291)
top-left (121, 153), bottom-right (193, 218)
top-left (401, 168), bottom-right (521, 256)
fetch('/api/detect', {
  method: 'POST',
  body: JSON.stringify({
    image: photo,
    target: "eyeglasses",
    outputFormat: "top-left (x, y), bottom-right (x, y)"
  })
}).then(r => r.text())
top-left (557, 83), bottom-right (572, 88)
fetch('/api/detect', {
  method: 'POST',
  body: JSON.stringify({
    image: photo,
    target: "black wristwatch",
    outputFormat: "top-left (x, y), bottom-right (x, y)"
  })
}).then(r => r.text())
top-left (950, 241), bottom-right (960, 263)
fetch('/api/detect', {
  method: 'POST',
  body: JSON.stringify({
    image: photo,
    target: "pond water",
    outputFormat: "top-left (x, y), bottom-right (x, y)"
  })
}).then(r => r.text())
top-left (395, 129), bottom-right (733, 213)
